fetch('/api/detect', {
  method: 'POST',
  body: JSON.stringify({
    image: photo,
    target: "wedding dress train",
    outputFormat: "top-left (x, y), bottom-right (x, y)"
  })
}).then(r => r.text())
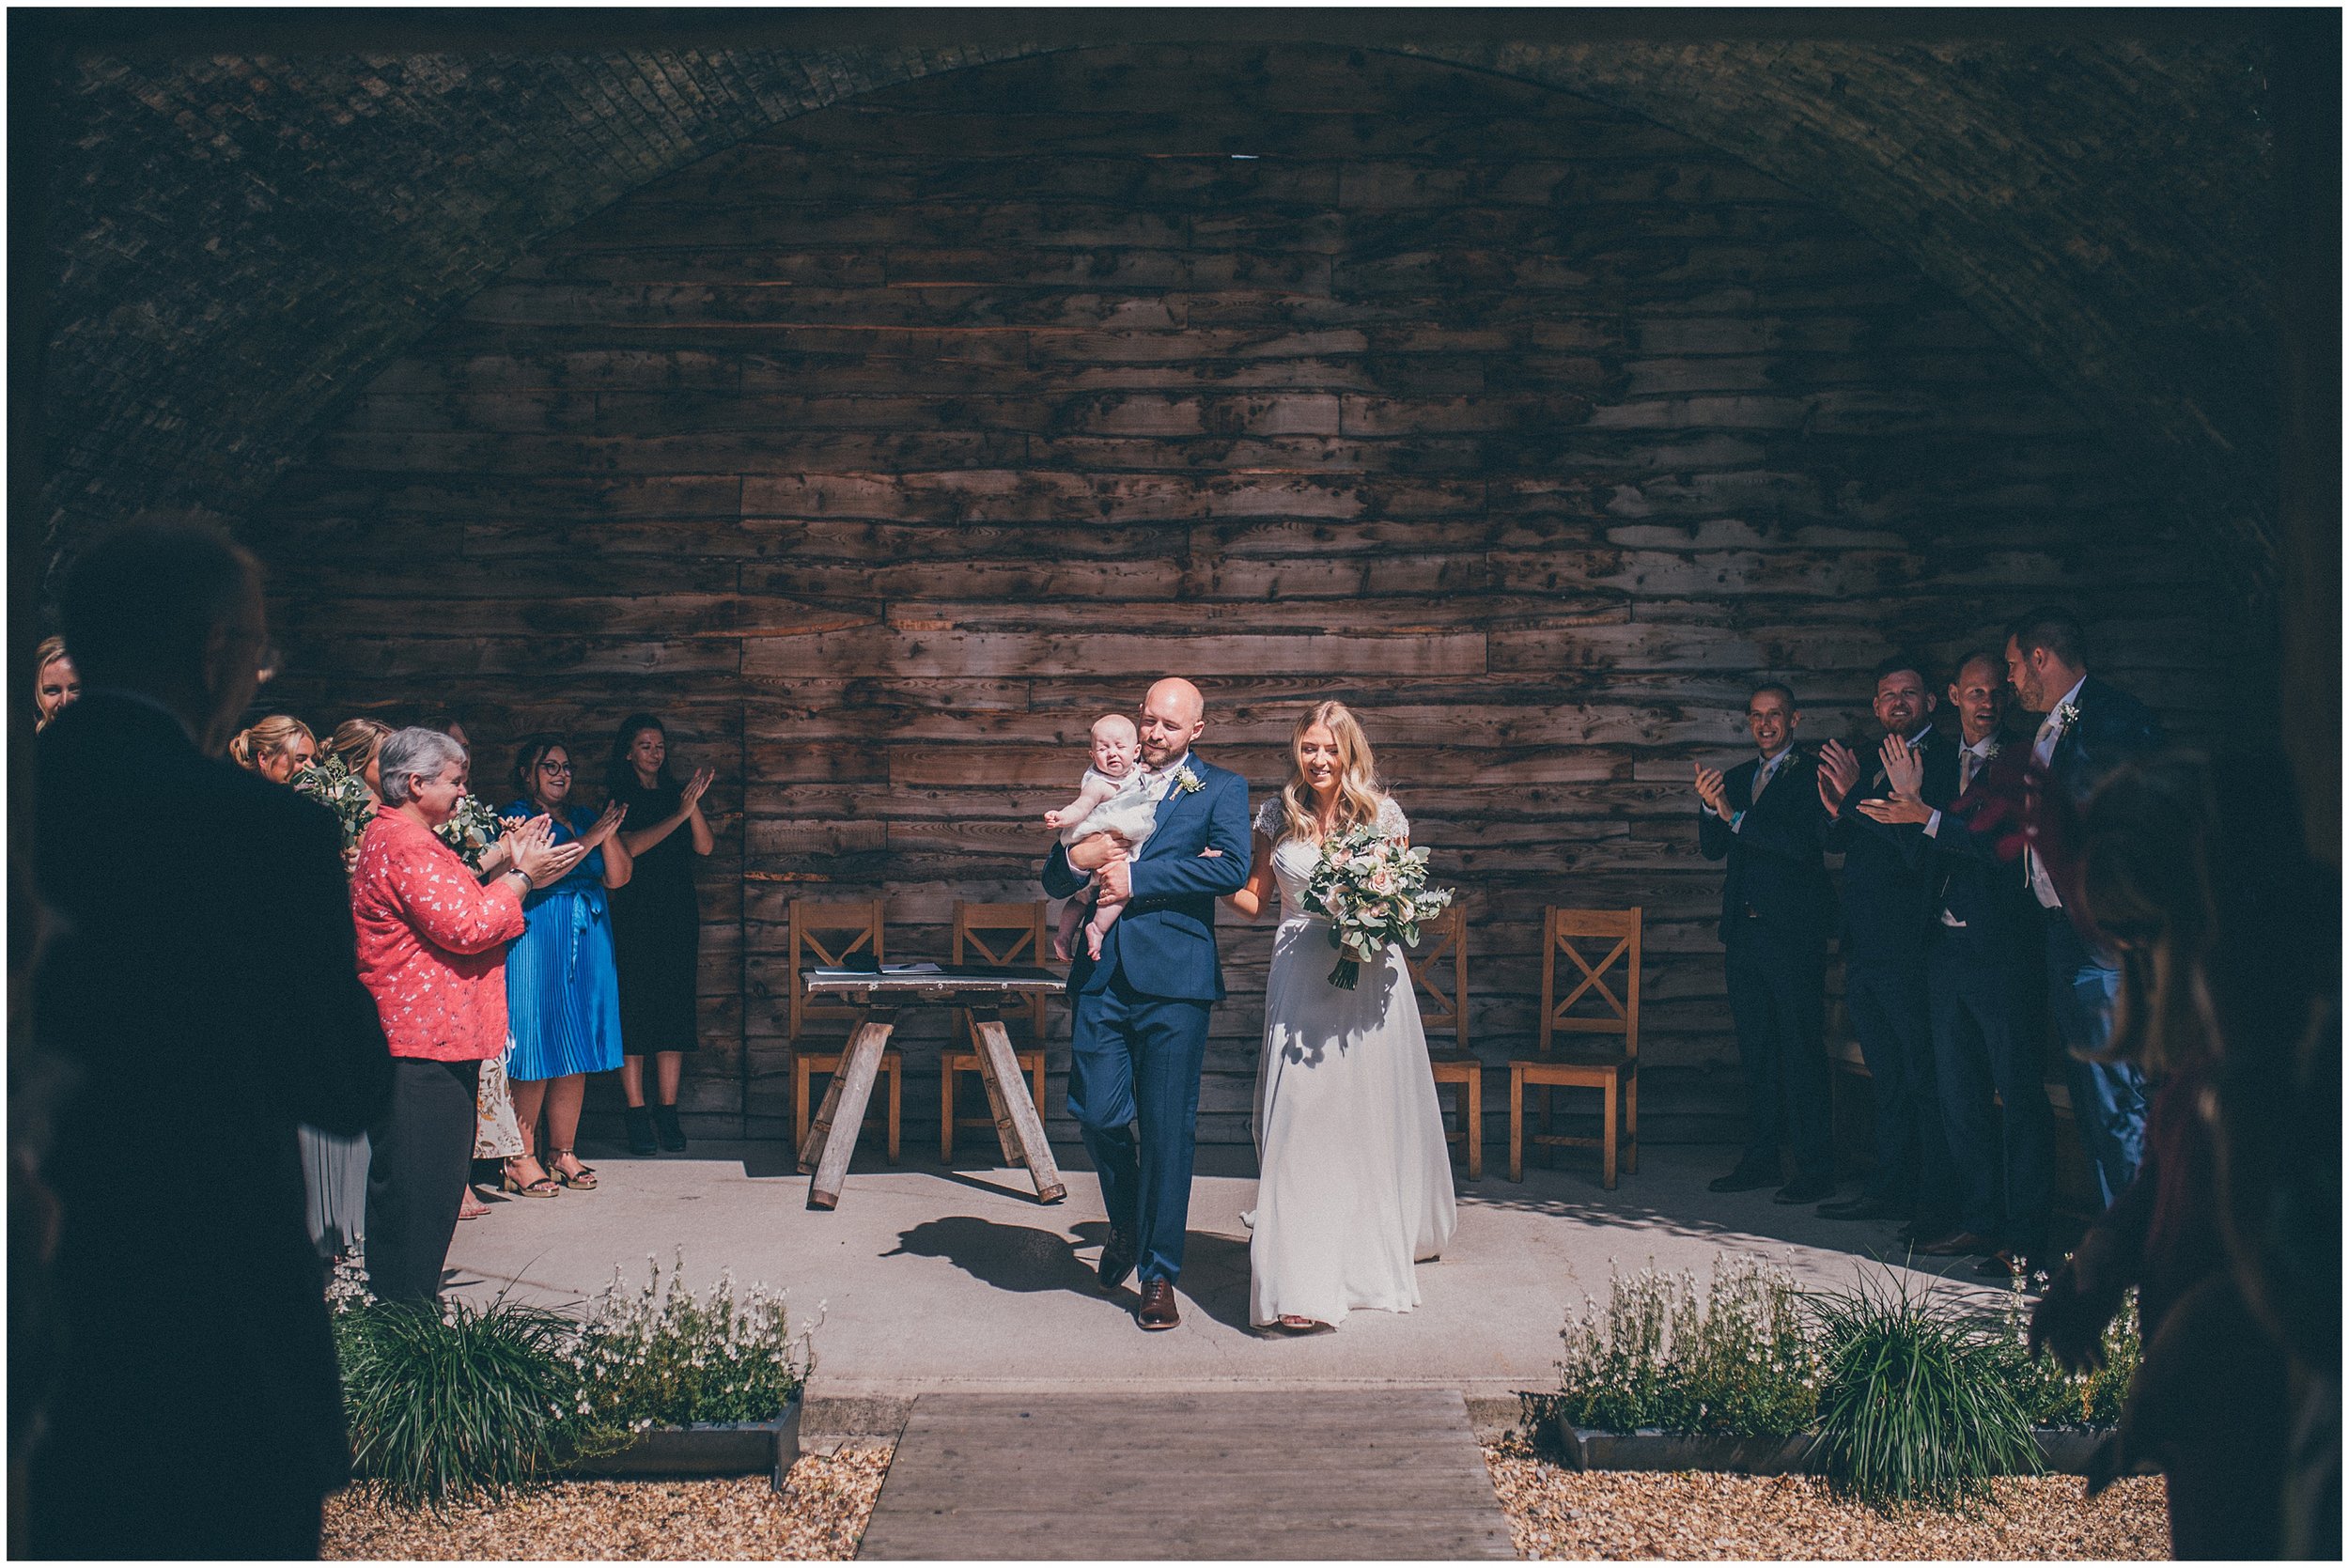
top-left (1249, 795), bottom-right (1457, 1327)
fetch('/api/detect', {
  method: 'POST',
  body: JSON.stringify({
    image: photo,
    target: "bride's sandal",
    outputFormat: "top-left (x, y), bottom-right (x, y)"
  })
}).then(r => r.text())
top-left (1275, 1315), bottom-right (1324, 1331)
top-left (548, 1149), bottom-right (599, 1190)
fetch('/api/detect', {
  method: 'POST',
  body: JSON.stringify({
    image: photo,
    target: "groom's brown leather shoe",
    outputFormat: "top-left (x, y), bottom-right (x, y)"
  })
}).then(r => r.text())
top-left (1138, 1280), bottom-right (1180, 1330)
top-left (1097, 1229), bottom-right (1138, 1293)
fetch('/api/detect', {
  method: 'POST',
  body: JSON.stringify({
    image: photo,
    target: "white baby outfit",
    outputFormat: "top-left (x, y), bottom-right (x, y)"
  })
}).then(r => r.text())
top-left (1057, 765), bottom-right (1161, 854)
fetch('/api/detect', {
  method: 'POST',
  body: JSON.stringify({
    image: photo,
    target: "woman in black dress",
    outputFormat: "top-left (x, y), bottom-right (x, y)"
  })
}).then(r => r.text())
top-left (606, 715), bottom-right (715, 1153)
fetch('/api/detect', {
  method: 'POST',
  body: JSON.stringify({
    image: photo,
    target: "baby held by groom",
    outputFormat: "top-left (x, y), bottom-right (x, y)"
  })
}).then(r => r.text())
top-left (1045, 713), bottom-right (1159, 960)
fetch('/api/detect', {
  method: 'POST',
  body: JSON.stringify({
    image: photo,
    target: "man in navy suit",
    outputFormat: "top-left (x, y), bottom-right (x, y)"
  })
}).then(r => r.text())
top-left (1814, 656), bottom-right (1956, 1230)
top-left (1042, 677), bottom-right (1250, 1331)
top-left (2005, 607), bottom-right (2163, 1209)
top-left (1862, 649), bottom-right (2058, 1279)
top-left (1696, 683), bottom-right (1838, 1203)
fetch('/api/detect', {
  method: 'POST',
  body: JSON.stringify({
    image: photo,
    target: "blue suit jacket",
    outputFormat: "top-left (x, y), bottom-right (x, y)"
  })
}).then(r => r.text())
top-left (1043, 755), bottom-right (1251, 1002)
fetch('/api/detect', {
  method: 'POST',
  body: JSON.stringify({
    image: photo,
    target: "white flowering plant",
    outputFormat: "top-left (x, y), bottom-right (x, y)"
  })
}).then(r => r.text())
top-left (291, 753), bottom-right (377, 855)
top-left (1299, 822), bottom-right (1453, 989)
top-left (562, 1250), bottom-right (814, 1441)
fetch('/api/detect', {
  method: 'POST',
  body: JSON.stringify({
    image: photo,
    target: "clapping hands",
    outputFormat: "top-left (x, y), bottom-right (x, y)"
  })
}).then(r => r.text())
top-left (1692, 763), bottom-right (1731, 819)
top-left (583, 798), bottom-right (629, 849)
top-left (1817, 739), bottom-right (1863, 812)
top-left (1856, 733), bottom-right (1933, 826)
top-left (680, 766), bottom-right (715, 814)
top-left (503, 815), bottom-right (589, 888)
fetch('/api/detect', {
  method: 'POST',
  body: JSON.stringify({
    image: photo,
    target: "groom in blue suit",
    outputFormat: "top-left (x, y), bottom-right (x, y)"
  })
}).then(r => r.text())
top-left (1042, 677), bottom-right (1251, 1330)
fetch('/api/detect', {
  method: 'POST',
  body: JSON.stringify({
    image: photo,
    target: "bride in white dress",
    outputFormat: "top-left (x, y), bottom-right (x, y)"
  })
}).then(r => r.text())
top-left (1226, 701), bottom-right (1457, 1330)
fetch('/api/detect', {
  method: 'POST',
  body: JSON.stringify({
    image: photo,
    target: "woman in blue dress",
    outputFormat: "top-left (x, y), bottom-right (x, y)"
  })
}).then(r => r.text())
top-left (500, 735), bottom-right (632, 1195)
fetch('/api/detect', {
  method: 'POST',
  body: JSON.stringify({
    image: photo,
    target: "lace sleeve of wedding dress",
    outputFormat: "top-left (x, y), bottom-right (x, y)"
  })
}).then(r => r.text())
top-left (1377, 795), bottom-right (1409, 840)
top-left (1253, 797), bottom-right (1285, 838)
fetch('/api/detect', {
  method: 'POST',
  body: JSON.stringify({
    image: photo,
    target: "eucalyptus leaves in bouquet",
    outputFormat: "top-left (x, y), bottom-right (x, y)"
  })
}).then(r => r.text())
top-left (436, 794), bottom-right (505, 872)
top-left (291, 752), bottom-right (377, 855)
top-left (1300, 822), bottom-right (1454, 989)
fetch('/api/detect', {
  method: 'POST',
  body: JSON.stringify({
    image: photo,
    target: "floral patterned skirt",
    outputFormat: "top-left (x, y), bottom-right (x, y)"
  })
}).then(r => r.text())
top-left (474, 1050), bottom-right (526, 1159)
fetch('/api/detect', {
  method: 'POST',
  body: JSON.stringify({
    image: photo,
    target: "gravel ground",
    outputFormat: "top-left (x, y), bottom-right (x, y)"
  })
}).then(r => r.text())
top-left (320, 1445), bottom-right (893, 1561)
top-left (1483, 1440), bottom-right (2170, 1560)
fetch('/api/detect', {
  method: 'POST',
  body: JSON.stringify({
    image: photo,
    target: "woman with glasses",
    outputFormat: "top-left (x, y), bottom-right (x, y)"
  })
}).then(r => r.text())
top-left (498, 735), bottom-right (631, 1196)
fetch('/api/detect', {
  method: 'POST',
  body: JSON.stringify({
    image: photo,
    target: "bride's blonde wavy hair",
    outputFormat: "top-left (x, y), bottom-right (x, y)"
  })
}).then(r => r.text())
top-left (1275, 701), bottom-right (1385, 844)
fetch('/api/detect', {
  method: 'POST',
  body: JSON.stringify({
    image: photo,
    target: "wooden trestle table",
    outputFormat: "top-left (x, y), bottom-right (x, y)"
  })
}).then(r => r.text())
top-left (798, 964), bottom-right (1067, 1210)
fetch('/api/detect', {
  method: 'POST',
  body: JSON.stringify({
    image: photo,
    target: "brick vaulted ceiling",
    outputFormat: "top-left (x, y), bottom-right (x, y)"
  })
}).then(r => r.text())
top-left (23, 14), bottom-right (2292, 599)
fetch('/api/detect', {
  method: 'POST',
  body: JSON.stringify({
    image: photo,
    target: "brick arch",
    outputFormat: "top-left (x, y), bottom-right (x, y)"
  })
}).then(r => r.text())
top-left (38, 28), bottom-right (2279, 594)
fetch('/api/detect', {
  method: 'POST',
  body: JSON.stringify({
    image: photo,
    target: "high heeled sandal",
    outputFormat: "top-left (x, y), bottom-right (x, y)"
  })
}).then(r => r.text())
top-left (501, 1160), bottom-right (561, 1198)
top-left (548, 1149), bottom-right (599, 1189)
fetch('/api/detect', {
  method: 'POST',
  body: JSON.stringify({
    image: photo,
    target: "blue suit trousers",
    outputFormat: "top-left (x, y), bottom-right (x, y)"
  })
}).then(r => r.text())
top-left (2043, 911), bottom-right (2145, 1209)
top-left (1066, 971), bottom-right (1210, 1284)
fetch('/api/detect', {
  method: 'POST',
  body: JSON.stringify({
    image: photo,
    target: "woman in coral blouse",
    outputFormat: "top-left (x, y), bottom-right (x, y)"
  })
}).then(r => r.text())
top-left (350, 727), bottom-right (581, 1302)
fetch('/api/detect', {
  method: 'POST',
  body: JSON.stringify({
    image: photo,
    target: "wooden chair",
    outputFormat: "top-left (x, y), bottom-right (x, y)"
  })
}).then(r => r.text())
top-left (1510, 906), bottom-right (1641, 1188)
top-left (788, 899), bottom-right (899, 1162)
top-left (941, 901), bottom-right (1053, 1164)
top-left (1406, 904), bottom-right (1483, 1179)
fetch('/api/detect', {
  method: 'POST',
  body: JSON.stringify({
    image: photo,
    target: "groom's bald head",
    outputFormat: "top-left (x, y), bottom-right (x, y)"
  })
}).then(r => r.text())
top-left (1139, 677), bottom-right (1206, 768)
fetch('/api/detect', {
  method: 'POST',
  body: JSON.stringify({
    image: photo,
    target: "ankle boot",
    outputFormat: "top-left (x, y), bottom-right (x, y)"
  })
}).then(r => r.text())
top-left (651, 1103), bottom-right (687, 1152)
top-left (624, 1105), bottom-right (658, 1156)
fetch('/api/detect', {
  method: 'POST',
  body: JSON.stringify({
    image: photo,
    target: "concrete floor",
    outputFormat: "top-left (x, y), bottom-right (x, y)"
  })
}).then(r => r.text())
top-left (445, 1138), bottom-right (2009, 1425)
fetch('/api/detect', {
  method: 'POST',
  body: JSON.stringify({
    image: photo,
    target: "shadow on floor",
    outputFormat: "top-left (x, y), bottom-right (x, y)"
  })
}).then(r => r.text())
top-left (881, 1214), bottom-right (1257, 1332)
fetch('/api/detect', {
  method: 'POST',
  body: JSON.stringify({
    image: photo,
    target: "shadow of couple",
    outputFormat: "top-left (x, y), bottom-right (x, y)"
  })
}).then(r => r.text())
top-left (883, 1215), bottom-right (1255, 1330)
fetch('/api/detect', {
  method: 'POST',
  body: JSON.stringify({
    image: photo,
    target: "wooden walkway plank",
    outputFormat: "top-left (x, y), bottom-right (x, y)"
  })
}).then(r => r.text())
top-left (857, 1389), bottom-right (1515, 1560)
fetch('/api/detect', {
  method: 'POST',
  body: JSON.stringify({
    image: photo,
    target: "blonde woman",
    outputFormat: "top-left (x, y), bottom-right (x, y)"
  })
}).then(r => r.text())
top-left (227, 715), bottom-right (317, 782)
top-left (328, 717), bottom-right (394, 800)
top-left (1225, 702), bottom-right (1456, 1331)
top-left (32, 636), bottom-right (81, 729)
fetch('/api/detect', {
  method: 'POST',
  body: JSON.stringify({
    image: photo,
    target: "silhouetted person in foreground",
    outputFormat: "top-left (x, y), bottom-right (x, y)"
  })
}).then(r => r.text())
top-left (26, 520), bottom-right (392, 1559)
top-left (2031, 749), bottom-right (2337, 1560)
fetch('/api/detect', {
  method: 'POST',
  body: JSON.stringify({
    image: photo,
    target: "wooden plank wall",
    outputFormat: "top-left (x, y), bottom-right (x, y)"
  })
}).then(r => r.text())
top-left (246, 43), bottom-right (2243, 1153)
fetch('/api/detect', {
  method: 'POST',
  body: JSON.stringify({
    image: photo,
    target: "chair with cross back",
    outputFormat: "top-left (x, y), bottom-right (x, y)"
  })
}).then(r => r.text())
top-left (939, 900), bottom-right (1053, 1164)
top-left (1509, 905), bottom-right (1641, 1188)
top-left (1405, 903), bottom-right (1485, 1179)
top-left (788, 898), bottom-right (899, 1162)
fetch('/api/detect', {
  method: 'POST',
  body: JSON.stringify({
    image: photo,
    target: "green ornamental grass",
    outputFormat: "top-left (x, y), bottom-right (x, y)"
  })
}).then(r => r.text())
top-left (334, 1293), bottom-right (580, 1512)
top-left (1808, 1269), bottom-right (2043, 1509)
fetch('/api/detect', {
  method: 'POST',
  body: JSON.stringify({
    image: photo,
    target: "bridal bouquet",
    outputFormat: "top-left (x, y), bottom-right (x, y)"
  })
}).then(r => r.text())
top-left (436, 794), bottom-right (506, 871)
top-left (290, 753), bottom-right (377, 856)
top-left (1300, 823), bottom-right (1454, 991)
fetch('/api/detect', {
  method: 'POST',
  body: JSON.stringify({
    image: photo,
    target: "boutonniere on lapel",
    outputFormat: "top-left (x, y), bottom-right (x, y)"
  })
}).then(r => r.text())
top-left (2054, 701), bottom-right (2081, 731)
top-left (1174, 766), bottom-right (1205, 795)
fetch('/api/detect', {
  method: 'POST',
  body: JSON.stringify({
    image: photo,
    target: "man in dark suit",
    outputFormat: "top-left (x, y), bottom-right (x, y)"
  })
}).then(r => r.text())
top-left (27, 521), bottom-right (394, 1558)
top-left (1813, 656), bottom-right (1956, 1229)
top-left (1697, 682), bottom-right (1837, 1203)
top-left (1043, 677), bottom-right (1250, 1331)
top-left (2005, 606), bottom-right (2163, 1209)
top-left (1860, 649), bottom-right (2058, 1278)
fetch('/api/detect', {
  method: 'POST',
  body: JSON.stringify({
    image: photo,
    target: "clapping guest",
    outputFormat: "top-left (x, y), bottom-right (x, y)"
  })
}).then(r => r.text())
top-left (351, 728), bottom-right (581, 1301)
top-left (1867, 651), bottom-right (2059, 1279)
top-left (500, 737), bottom-right (631, 1196)
top-left (1812, 658), bottom-right (1957, 1232)
top-left (607, 715), bottom-right (715, 1155)
top-left (31, 636), bottom-right (80, 731)
top-left (229, 714), bottom-right (319, 782)
top-left (1696, 683), bottom-right (1838, 1204)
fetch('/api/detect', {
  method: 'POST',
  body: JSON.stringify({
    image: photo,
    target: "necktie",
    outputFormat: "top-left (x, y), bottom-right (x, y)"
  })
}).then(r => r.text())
top-left (1959, 747), bottom-right (1980, 793)
top-left (1751, 756), bottom-right (1777, 802)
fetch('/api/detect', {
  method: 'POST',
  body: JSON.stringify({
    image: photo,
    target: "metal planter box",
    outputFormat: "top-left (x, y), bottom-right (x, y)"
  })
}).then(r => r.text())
top-left (1560, 1420), bottom-right (2106, 1477)
top-left (566, 1396), bottom-right (801, 1489)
